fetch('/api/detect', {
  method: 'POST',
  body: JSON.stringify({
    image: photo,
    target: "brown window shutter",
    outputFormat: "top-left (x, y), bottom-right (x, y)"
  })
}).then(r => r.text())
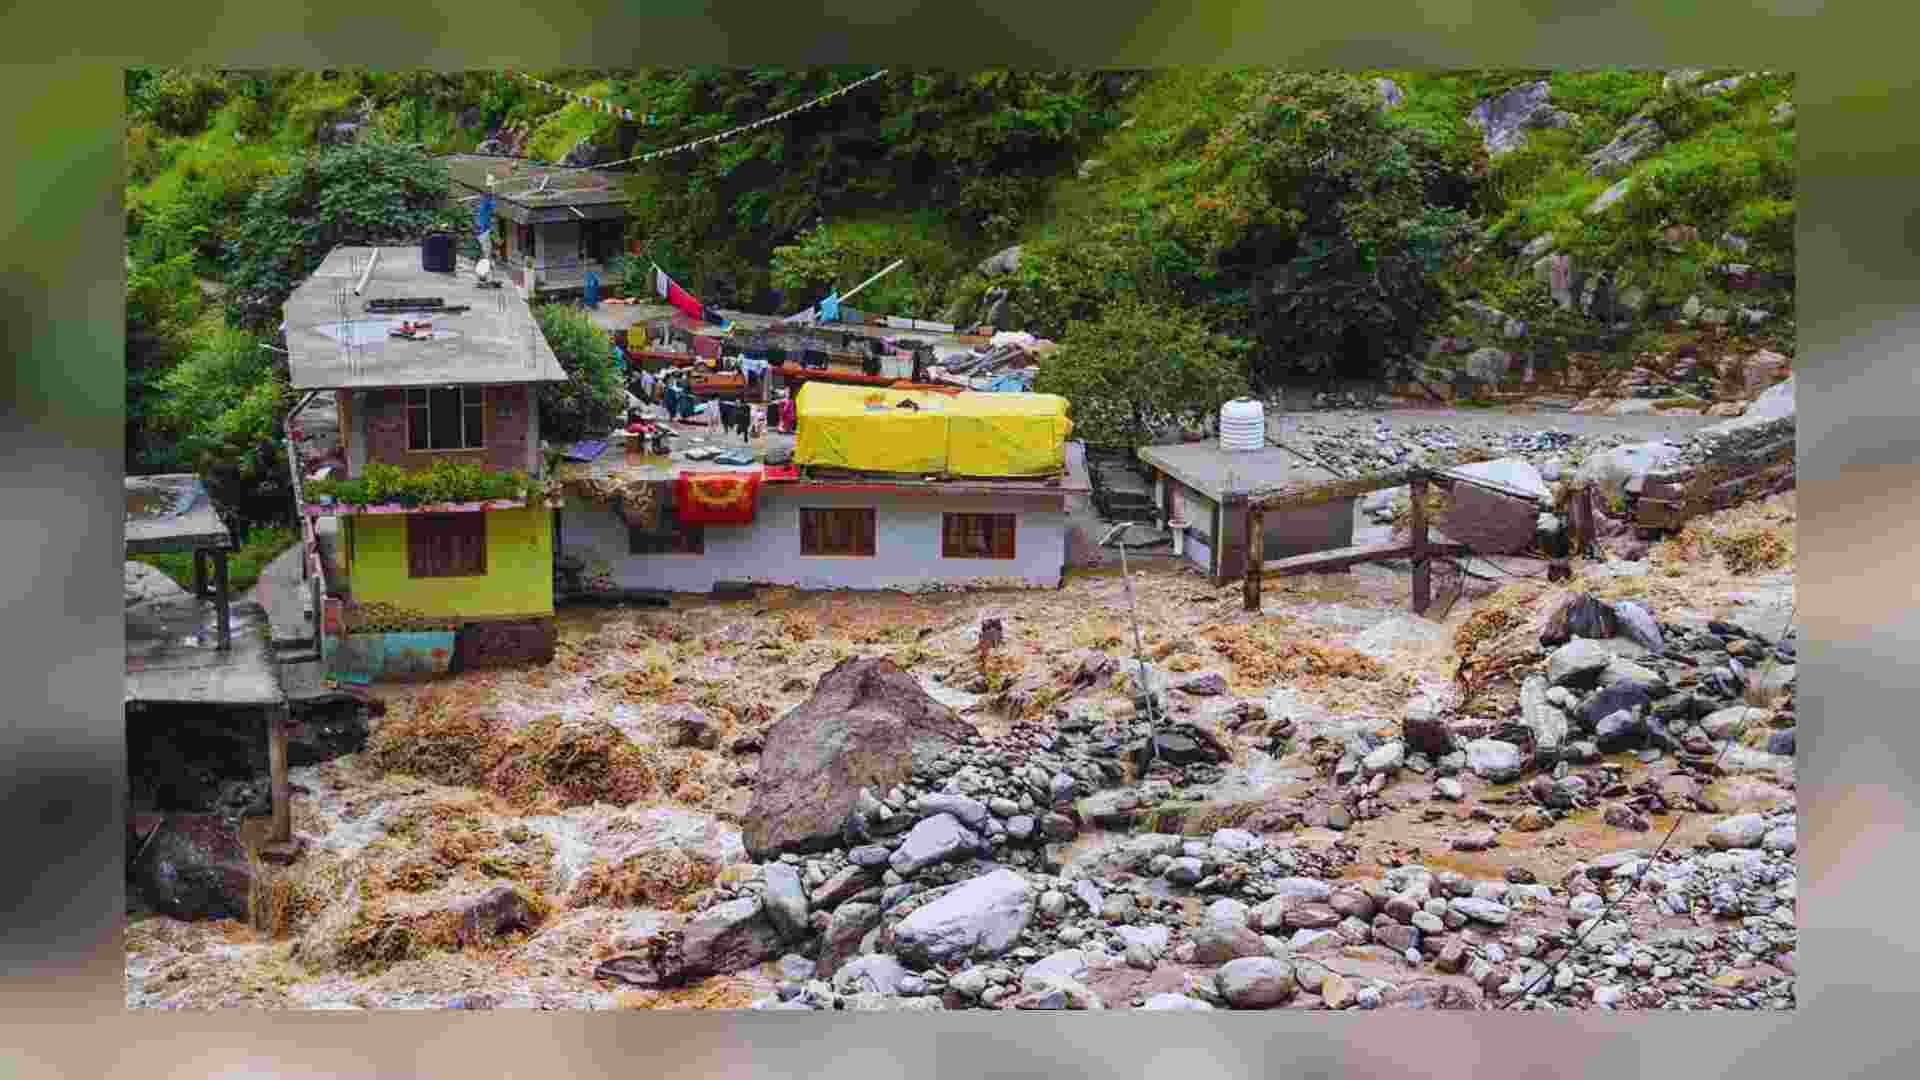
top-left (996, 515), bottom-right (1017, 559)
top-left (858, 509), bottom-right (876, 556)
top-left (800, 509), bottom-right (818, 555)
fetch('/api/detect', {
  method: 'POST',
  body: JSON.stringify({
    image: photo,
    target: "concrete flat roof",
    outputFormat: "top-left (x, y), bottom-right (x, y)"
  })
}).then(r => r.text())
top-left (559, 435), bottom-right (1090, 495)
top-left (126, 600), bottom-right (285, 707)
top-left (126, 474), bottom-right (231, 554)
top-left (442, 154), bottom-right (630, 210)
top-left (283, 246), bottom-right (570, 390)
top-left (1136, 441), bottom-right (1339, 502)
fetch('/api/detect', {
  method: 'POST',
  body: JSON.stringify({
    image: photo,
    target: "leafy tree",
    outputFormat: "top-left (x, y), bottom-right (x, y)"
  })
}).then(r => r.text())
top-left (533, 304), bottom-right (626, 444)
top-left (1033, 297), bottom-right (1249, 449)
top-left (1185, 71), bottom-right (1476, 384)
top-left (221, 135), bottom-right (469, 330)
top-left (149, 323), bottom-right (293, 530)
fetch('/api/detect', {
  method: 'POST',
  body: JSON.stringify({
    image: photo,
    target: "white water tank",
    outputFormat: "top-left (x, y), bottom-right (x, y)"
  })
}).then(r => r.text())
top-left (1219, 397), bottom-right (1265, 452)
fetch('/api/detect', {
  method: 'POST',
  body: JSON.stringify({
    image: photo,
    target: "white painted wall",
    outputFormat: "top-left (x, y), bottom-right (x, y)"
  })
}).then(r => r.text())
top-left (560, 487), bottom-right (1069, 593)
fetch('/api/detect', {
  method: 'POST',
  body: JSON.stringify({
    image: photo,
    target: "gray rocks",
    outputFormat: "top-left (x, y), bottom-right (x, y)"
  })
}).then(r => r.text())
top-left (1764, 825), bottom-right (1796, 854)
top-left (1612, 601), bottom-right (1665, 656)
top-left (1465, 739), bottom-right (1525, 783)
top-left (1470, 80), bottom-right (1574, 157)
top-left (1012, 974), bottom-right (1104, 1010)
top-left (1708, 814), bottom-right (1770, 850)
top-left (1548, 639), bottom-right (1614, 688)
top-left (815, 901), bottom-right (881, 978)
top-left (1580, 441), bottom-right (1685, 503)
top-left (1586, 115), bottom-right (1664, 178)
top-left (891, 869), bottom-right (1034, 967)
top-left (1766, 729), bottom-right (1796, 756)
top-left (1216, 957), bottom-right (1297, 1008)
top-left (1448, 897), bottom-right (1511, 926)
top-left (762, 863), bottom-right (811, 941)
top-left (1464, 347), bottom-right (1513, 385)
top-left (1434, 777), bottom-right (1466, 801)
top-left (833, 953), bottom-right (909, 996)
top-left (1164, 857), bottom-right (1206, 886)
top-left (1702, 706), bottom-right (1768, 741)
top-left (889, 814), bottom-right (980, 876)
top-left (1520, 676), bottom-right (1568, 765)
top-left (917, 793), bottom-right (990, 831)
top-left (1141, 993), bottom-right (1215, 1010)
top-left (1595, 709), bottom-right (1648, 751)
top-left (744, 658), bottom-right (976, 859)
top-left (1453, 829), bottom-right (1499, 853)
top-left (1363, 740), bottom-right (1407, 777)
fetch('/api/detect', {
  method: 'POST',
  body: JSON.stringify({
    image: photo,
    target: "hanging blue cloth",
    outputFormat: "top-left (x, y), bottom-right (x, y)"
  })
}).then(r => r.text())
top-left (817, 292), bottom-right (841, 324)
top-left (474, 194), bottom-right (494, 237)
top-left (585, 271), bottom-right (602, 308)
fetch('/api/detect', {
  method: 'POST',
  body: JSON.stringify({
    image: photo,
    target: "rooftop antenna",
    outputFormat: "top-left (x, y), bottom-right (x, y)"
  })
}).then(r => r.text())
top-left (1100, 521), bottom-right (1160, 771)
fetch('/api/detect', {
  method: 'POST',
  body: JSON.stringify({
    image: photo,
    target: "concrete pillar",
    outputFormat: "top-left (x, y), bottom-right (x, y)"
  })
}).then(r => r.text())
top-left (267, 705), bottom-right (291, 844)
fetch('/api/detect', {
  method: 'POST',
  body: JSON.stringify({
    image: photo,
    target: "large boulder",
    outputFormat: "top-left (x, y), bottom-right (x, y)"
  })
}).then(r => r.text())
top-left (1449, 457), bottom-right (1550, 501)
top-left (1465, 739), bottom-right (1525, 783)
top-left (131, 813), bottom-right (254, 921)
top-left (1579, 441), bottom-right (1685, 503)
top-left (816, 901), bottom-right (881, 978)
top-left (1585, 116), bottom-right (1664, 178)
top-left (891, 869), bottom-right (1034, 968)
top-left (1216, 957), bottom-right (1297, 1008)
top-left (681, 896), bottom-right (785, 978)
top-left (743, 658), bottom-right (976, 860)
top-left (1469, 80), bottom-right (1573, 157)
top-left (889, 813), bottom-right (982, 877)
top-left (1439, 483), bottom-right (1541, 555)
top-left (1675, 376), bottom-right (1794, 471)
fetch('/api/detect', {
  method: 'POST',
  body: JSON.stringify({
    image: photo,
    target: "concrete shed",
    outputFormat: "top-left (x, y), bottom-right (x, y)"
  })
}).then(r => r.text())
top-left (1135, 442), bottom-right (1357, 585)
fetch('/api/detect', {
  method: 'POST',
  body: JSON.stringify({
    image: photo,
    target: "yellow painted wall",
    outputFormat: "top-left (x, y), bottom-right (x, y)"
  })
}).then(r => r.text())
top-left (348, 506), bottom-right (553, 618)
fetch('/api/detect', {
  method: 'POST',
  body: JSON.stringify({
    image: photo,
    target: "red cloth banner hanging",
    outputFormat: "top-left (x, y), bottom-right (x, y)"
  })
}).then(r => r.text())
top-left (667, 281), bottom-right (706, 323)
top-left (676, 471), bottom-right (760, 525)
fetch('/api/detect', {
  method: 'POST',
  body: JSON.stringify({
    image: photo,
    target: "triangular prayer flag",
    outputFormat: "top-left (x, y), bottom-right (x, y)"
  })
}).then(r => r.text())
top-left (654, 267), bottom-right (672, 301)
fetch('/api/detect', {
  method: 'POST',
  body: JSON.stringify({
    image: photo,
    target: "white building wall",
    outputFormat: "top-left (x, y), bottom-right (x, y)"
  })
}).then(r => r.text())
top-left (560, 487), bottom-right (1069, 593)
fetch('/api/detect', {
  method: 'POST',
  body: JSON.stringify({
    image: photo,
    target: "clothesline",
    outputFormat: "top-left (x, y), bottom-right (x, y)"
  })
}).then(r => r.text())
top-left (508, 68), bottom-right (891, 172)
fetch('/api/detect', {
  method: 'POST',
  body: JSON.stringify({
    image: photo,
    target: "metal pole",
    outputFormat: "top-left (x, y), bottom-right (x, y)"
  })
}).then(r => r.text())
top-left (1410, 471), bottom-right (1431, 614)
top-left (1102, 522), bottom-right (1158, 770)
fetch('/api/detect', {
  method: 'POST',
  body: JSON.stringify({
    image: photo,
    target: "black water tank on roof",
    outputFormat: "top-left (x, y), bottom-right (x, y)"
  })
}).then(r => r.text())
top-left (422, 233), bottom-right (455, 273)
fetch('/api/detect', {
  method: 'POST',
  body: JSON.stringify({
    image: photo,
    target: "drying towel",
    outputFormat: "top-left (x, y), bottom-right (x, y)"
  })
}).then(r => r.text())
top-left (676, 471), bottom-right (760, 525)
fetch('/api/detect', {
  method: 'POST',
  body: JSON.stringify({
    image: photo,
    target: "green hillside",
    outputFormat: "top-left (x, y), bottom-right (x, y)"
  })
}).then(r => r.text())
top-left (124, 65), bottom-right (1795, 468)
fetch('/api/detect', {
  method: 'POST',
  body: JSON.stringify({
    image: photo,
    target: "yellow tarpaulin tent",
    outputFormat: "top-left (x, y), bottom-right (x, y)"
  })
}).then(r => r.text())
top-left (792, 382), bottom-right (1072, 477)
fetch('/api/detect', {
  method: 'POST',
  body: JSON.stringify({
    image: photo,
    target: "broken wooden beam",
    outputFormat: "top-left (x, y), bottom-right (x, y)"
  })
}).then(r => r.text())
top-left (1259, 540), bottom-right (1471, 576)
top-left (1243, 501), bottom-right (1265, 612)
top-left (1410, 473), bottom-right (1431, 614)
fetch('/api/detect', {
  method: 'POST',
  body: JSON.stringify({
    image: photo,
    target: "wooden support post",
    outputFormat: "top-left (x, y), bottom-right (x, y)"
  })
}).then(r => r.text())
top-left (192, 548), bottom-right (209, 599)
top-left (1243, 502), bottom-right (1265, 613)
top-left (267, 706), bottom-right (291, 844)
top-left (1410, 472), bottom-right (1431, 614)
top-left (214, 548), bottom-right (232, 651)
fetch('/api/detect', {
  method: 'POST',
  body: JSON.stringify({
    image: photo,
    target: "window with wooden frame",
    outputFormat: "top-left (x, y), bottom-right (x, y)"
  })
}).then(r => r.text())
top-left (628, 520), bottom-right (705, 555)
top-left (406, 387), bottom-right (485, 451)
top-left (799, 508), bottom-right (876, 557)
top-left (407, 513), bottom-right (487, 578)
top-left (942, 512), bottom-right (1017, 559)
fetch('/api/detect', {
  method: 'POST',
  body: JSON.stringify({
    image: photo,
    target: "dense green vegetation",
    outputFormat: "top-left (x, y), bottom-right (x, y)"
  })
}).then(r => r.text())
top-left (125, 65), bottom-right (1796, 484)
top-left (130, 525), bottom-right (299, 594)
